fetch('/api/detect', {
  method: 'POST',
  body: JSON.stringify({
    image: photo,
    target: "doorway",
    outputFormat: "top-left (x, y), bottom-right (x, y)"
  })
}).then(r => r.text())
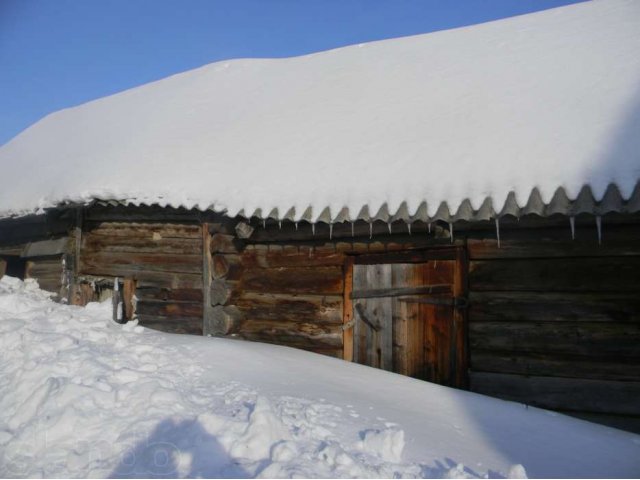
top-left (347, 248), bottom-right (468, 388)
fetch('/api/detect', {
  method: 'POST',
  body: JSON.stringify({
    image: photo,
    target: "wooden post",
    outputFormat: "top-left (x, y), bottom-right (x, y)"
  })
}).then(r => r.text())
top-left (70, 208), bottom-right (83, 305)
top-left (123, 278), bottom-right (136, 320)
top-left (452, 246), bottom-right (469, 388)
top-left (342, 256), bottom-right (355, 362)
top-left (202, 223), bottom-right (213, 335)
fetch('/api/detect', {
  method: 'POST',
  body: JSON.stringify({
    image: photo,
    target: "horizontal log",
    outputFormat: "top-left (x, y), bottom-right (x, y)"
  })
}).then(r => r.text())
top-left (471, 351), bottom-right (640, 381)
top-left (468, 236), bottom-right (640, 259)
top-left (234, 292), bottom-right (343, 325)
top-left (232, 320), bottom-right (343, 349)
top-left (470, 371), bottom-right (640, 416)
top-left (126, 273), bottom-right (202, 290)
top-left (469, 321), bottom-right (640, 357)
top-left (84, 222), bottom-right (201, 238)
top-left (469, 257), bottom-right (640, 292)
top-left (241, 266), bottom-right (344, 295)
top-left (81, 252), bottom-right (202, 275)
top-left (136, 300), bottom-right (203, 318)
top-left (83, 235), bottom-right (200, 255)
top-left (136, 314), bottom-right (203, 335)
top-left (469, 292), bottom-right (640, 323)
top-left (135, 287), bottom-right (203, 303)
top-left (241, 247), bottom-right (345, 268)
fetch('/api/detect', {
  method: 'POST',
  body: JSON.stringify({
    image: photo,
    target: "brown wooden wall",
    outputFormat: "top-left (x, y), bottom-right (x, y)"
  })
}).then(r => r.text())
top-left (466, 222), bottom-right (640, 417)
top-left (79, 220), bottom-right (204, 334)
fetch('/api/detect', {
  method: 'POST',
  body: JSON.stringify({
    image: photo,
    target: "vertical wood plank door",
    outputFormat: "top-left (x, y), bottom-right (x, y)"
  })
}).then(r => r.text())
top-left (352, 254), bottom-right (467, 388)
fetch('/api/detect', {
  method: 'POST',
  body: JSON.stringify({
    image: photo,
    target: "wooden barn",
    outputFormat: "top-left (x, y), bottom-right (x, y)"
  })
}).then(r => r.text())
top-left (1, 0), bottom-right (639, 431)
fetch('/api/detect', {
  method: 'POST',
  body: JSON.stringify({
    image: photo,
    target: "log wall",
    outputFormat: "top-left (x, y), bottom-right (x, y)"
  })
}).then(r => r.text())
top-left (466, 223), bottom-right (640, 418)
top-left (80, 220), bottom-right (204, 334)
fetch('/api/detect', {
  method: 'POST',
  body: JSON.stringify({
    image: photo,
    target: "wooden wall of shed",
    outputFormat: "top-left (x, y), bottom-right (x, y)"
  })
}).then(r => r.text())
top-left (208, 220), bottom-right (453, 357)
top-left (0, 212), bottom-right (72, 299)
top-left (79, 215), bottom-right (204, 335)
top-left (218, 214), bottom-right (640, 423)
top-left (465, 219), bottom-right (640, 419)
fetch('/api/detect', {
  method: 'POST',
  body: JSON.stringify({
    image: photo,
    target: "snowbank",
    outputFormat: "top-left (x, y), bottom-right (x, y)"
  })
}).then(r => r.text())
top-left (1, 0), bottom-right (639, 222)
top-left (0, 276), bottom-right (639, 478)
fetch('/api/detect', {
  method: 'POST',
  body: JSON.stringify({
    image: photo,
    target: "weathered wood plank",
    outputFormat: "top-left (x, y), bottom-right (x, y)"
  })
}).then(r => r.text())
top-left (241, 266), bottom-right (344, 295)
top-left (84, 222), bottom-right (201, 238)
top-left (83, 235), bottom-right (200, 255)
top-left (242, 247), bottom-right (345, 268)
top-left (123, 278), bottom-right (136, 320)
top-left (233, 320), bottom-right (343, 349)
top-left (351, 284), bottom-right (450, 299)
top-left (211, 233), bottom-right (241, 254)
top-left (469, 292), bottom-right (640, 323)
top-left (81, 252), bottom-right (202, 275)
top-left (234, 292), bottom-right (343, 325)
top-left (135, 287), bottom-right (203, 303)
top-left (130, 273), bottom-right (203, 290)
top-left (136, 314), bottom-right (203, 335)
top-left (469, 257), bottom-right (640, 292)
top-left (469, 321), bottom-right (640, 357)
top-left (471, 351), bottom-right (640, 381)
top-left (136, 300), bottom-right (204, 318)
top-left (468, 236), bottom-right (640, 259)
top-left (470, 371), bottom-right (640, 415)
top-left (343, 257), bottom-right (355, 362)
top-left (212, 254), bottom-right (243, 280)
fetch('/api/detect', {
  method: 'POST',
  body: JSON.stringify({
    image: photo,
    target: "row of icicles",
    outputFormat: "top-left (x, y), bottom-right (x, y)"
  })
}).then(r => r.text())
top-left (256, 215), bottom-right (604, 247)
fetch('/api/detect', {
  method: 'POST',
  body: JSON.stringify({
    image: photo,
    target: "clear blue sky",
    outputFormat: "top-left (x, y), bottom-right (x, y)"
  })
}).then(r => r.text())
top-left (0, 0), bottom-right (584, 146)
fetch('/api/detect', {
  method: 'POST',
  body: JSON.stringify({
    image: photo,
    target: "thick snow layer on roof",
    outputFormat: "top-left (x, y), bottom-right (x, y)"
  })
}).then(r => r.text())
top-left (1, 0), bottom-right (639, 221)
top-left (1, 276), bottom-right (640, 477)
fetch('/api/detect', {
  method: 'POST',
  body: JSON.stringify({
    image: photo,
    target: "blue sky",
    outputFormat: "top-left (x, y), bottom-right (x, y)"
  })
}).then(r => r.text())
top-left (0, 0), bottom-right (584, 146)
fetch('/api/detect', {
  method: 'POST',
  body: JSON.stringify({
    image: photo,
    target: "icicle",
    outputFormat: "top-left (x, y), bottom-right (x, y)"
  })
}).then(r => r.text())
top-left (278, 220), bottom-right (282, 230)
top-left (495, 217), bottom-right (501, 248)
top-left (369, 222), bottom-right (373, 239)
top-left (596, 216), bottom-right (602, 245)
top-left (569, 216), bottom-right (575, 240)
top-left (262, 219), bottom-right (266, 229)
top-left (428, 223), bottom-right (431, 234)
top-left (351, 221), bottom-right (355, 238)
top-left (312, 223), bottom-right (316, 236)
top-left (295, 222), bottom-right (298, 231)
top-left (408, 223), bottom-right (412, 235)
top-left (329, 223), bottom-right (333, 240)
top-left (388, 222), bottom-right (392, 235)
top-left (114, 277), bottom-right (119, 291)
top-left (449, 223), bottom-right (454, 243)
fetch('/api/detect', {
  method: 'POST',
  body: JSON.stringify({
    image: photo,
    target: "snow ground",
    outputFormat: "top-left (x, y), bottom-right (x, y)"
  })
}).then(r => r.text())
top-left (0, 277), bottom-right (639, 478)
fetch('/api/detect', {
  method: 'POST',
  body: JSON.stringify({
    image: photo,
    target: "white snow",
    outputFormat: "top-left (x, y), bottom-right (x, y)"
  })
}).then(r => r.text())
top-left (1, 0), bottom-right (639, 221)
top-left (1, 276), bottom-right (639, 478)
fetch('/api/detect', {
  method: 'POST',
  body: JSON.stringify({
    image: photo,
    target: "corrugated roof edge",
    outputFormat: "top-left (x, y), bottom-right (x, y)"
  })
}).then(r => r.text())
top-left (2, 182), bottom-right (639, 224)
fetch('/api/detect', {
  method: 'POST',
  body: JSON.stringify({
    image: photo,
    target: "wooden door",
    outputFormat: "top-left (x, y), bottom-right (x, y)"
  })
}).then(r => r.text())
top-left (350, 249), bottom-right (467, 387)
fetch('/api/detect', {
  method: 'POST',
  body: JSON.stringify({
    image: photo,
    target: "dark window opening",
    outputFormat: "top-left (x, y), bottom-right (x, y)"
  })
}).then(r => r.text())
top-left (1, 255), bottom-right (27, 280)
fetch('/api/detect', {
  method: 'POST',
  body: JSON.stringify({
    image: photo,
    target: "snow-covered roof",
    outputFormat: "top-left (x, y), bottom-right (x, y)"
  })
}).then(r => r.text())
top-left (1, 0), bottom-right (639, 223)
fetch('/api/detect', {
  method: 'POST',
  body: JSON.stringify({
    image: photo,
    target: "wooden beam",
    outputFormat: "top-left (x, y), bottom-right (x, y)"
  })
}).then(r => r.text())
top-left (351, 284), bottom-right (451, 299)
top-left (123, 278), bottom-right (136, 320)
top-left (202, 223), bottom-right (213, 335)
top-left (343, 256), bottom-right (355, 362)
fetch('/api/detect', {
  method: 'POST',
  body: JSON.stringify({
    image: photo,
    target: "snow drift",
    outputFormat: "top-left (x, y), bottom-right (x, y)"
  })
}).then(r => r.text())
top-left (0, 0), bottom-right (639, 222)
top-left (0, 276), bottom-right (639, 478)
